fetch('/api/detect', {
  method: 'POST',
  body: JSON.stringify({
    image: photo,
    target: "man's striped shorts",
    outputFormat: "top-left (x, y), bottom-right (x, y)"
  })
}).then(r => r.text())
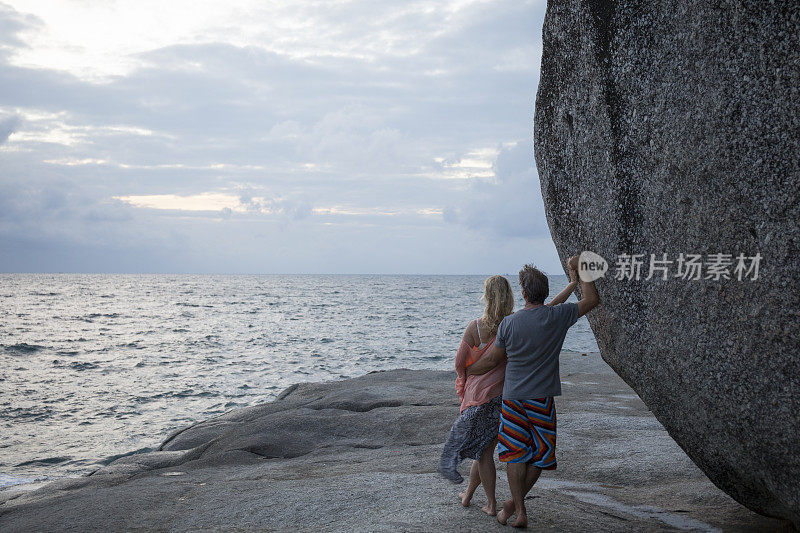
top-left (497, 397), bottom-right (557, 468)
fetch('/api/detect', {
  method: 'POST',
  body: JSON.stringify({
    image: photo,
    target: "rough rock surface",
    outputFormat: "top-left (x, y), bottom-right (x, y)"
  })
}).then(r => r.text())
top-left (534, 0), bottom-right (799, 523)
top-left (0, 355), bottom-right (789, 531)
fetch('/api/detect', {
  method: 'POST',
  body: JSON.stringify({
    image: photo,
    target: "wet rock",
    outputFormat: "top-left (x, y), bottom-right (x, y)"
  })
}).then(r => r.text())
top-left (534, 0), bottom-right (799, 523)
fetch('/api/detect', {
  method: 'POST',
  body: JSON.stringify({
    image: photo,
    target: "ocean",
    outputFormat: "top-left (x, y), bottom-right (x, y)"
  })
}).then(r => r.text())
top-left (0, 274), bottom-right (597, 489)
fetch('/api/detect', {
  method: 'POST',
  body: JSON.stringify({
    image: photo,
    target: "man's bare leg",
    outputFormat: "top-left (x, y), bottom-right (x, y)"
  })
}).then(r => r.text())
top-left (478, 440), bottom-right (498, 515)
top-left (506, 462), bottom-right (528, 527)
top-left (459, 461), bottom-right (481, 506)
top-left (497, 463), bottom-right (542, 526)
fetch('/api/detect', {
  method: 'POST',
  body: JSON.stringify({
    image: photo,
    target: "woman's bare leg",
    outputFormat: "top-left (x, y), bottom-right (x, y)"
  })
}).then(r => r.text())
top-left (478, 439), bottom-right (497, 515)
top-left (459, 461), bottom-right (481, 506)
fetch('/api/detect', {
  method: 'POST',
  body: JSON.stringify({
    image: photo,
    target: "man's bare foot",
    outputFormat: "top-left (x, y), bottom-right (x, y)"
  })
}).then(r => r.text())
top-left (497, 499), bottom-right (515, 525)
top-left (459, 491), bottom-right (472, 507)
top-left (481, 501), bottom-right (497, 516)
top-left (511, 511), bottom-right (527, 528)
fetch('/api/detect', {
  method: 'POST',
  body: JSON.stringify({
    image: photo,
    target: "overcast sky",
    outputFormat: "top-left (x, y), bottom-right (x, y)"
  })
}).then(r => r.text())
top-left (0, 0), bottom-right (561, 274)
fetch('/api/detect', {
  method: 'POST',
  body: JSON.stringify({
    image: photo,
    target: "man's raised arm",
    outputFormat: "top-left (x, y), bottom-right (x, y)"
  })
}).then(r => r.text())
top-left (466, 344), bottom-right (507, 376)
top-left (568, 255), bottom-right (601, 318)
top-left (547, 265), bottom-right (578, 306)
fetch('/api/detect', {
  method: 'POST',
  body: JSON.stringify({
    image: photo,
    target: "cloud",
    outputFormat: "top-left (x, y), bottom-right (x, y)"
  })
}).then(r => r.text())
top-left (444, 139), bottom-right (550, 239)
top-left (114, 193), bottom-right (242, 212)
top-left (0, 1), bottom-right (555, 273)
top-left (0, 113), bottom-right (20, 144)
top-left (114, 190), bottom-right (315, 222)
top-left (0, 2), bottom-right (42, 56)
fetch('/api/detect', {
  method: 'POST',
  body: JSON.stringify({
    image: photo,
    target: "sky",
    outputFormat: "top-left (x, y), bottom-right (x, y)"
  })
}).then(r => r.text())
top-left (0, 0), bottom-right (561, 274)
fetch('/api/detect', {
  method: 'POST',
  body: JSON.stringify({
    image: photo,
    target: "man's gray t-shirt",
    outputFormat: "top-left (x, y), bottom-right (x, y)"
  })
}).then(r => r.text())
top-left (495, 303), bottom-right (579, 400)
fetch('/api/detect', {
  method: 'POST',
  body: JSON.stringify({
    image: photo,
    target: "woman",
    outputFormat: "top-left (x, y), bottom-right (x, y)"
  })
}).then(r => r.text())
top-left (439, 271), bottom-right (578, 516)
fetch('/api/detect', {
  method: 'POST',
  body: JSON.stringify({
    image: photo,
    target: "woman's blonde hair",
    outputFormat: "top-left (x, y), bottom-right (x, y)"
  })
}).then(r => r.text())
top-left (482, 275), bottom-right (514, 335)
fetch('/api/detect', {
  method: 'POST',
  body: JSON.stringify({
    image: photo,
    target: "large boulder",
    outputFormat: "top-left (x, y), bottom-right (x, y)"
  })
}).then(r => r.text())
top-left (534, 0), bottom-right (799, 523)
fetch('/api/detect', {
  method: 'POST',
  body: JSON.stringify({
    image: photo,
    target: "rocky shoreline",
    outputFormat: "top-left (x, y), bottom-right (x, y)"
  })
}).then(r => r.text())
top-left (0, 351), bottom-right (790, 531)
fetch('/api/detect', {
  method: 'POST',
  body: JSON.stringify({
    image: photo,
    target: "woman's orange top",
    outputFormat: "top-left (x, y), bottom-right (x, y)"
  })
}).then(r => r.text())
top-left (454, 320), bottom-right (506, 413)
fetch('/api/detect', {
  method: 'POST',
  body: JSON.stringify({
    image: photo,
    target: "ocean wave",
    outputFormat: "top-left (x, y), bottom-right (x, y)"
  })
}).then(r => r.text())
top-left (70, 361), bottom-right (100, 371)
top-left (0, 473), bottom-right (37, 489)
top-left (15, 456), bottom-right (71, 468)
top-left (143, 390), bottom-right (221, 401)
top-left (51, 360), bottom-right (100, 371)
top-left (3, 343), bottom-right (46, 355)
top-left (0, 406), bottom-right (53, 422)
top-left (85, 313), bottom-right (121, 319)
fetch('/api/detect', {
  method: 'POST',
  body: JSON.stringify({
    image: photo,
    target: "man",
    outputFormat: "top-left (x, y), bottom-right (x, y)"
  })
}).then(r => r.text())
top-left (466, 255), bottom-right (600, 527)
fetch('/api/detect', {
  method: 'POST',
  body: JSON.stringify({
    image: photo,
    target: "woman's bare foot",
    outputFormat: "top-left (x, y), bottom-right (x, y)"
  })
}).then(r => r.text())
top-left (481, 501), bottom-right (497, 516)
top-left (497, 499), bottom-right (515, 525)
top-left (459, 491), bottom-right (472, 507)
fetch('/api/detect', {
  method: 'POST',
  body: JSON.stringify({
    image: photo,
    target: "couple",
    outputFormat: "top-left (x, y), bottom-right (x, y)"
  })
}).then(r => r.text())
top-left (439, 256), bottom-right (600, 528)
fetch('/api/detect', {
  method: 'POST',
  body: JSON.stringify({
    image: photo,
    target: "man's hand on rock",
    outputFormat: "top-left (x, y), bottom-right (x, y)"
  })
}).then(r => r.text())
top-left (567, 255), bottom-right (580, 272)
